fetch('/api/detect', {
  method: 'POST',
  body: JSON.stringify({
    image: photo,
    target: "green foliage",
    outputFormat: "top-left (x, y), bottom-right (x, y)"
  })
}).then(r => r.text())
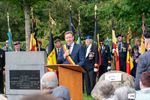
top-left (1, 0), bottom-right (150, 42)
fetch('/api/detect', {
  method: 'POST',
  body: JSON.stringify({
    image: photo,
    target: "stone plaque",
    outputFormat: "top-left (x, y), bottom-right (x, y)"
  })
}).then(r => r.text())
top-left (9, 70), bottom-right (40, 89)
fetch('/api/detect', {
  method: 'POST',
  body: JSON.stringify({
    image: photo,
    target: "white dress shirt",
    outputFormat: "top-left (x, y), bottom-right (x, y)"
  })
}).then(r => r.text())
top-left (86, 44), bottom-right (92, 57)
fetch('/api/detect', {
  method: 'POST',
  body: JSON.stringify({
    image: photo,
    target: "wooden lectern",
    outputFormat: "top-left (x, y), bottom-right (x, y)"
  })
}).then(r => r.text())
top-left (46, 64), bottom-right (85, 100)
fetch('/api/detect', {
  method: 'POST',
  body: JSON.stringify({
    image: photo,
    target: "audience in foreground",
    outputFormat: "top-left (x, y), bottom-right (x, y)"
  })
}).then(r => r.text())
top-left (40, 72), bottom-right (70, 100)
top-left (21, 94), bottom-right (58, 100)
top-left (135, 72), bottom-right (150, 100)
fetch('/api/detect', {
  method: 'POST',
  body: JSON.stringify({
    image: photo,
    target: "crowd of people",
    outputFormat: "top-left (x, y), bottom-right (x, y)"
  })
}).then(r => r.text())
top-left (0, 30), bottom-right (150, 100)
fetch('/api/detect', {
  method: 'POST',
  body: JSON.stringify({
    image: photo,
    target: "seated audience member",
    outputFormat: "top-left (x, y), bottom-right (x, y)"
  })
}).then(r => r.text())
top-left (114, 86), bottom-right (135, 100)
top-left (52, 86), bottom-right (70, 100)
top-left (98, 71), bottom-right (135, 89)
top-left (41, 72), bottom-right (70, 100)
top-left (91, 80), bottom-right (117, 100)
top-left (135, 72), bottom-right (150, 100)
top-left (41, 72), bottom-right (58, 93)
top-left (21, 94), bottom-right (58, 100)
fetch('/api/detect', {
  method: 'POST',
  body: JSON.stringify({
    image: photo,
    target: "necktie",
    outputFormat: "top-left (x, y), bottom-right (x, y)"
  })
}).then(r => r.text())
top-left (67, 45), bottom-right (70, 50)
top-left (57, 48), bottom-right (60, 54)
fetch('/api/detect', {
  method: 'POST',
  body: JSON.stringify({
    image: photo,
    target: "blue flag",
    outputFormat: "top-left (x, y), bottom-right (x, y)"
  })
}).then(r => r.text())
top-left (7, 31), bottom-right (13, 50)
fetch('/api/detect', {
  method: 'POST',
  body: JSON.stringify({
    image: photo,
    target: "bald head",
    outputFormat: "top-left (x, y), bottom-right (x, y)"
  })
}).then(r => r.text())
top-left (41, 72), bottom-right (58, 90)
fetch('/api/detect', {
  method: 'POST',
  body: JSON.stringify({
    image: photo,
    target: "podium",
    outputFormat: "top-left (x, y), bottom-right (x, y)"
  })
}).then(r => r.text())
top-left (46, 64), bottom-right (85, 100)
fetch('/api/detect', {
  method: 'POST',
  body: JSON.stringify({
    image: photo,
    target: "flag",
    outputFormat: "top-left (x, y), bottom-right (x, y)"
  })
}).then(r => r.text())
top-left (29, 18), bottom-right (38, 51)
top-left (140, 34), bottom-right (145, 54)
top-left (69, 10), bottom-right (76, 34)
top-left (29, 33), bottom-right (37, 51)
top-left (93, 19), bottom-right (99, 43)
top-left (93, 5), bottom-right (101, 65)
top-left (7, 31), bottom-right (13, 51)
top-left (112, 24), bottom-right (120, 71)
top-left (140, 15), bottom-right (145, 54)
top-left (126, 28), bottom-right (134, 74)
top-left (126, 48), bottom-right (134, 74)
top-left (97, 34), bottom-right (101, 65)
top-left (47, 32), bottom-right (57, 65)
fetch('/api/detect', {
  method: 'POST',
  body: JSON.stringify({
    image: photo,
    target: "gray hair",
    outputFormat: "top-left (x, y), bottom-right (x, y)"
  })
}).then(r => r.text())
top-left (91, 80), bottom-right (115, 99)
top-left (41, 72), bottom-right (58, 89)
top-left (52, 86), bottom-right (70, 100)
top-left (114, 86), bottom-right (135, 100)
top-left (99, 80), bottom-right (115, 98)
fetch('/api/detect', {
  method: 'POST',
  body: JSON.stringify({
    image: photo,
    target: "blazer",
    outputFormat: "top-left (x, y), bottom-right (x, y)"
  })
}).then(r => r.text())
top-left (100, 45), bottom-right (111, 66)
top-left (84, 44), bottom-right (99, 71)
top-left (135, 50), bottom-right (150, 90)
top-left (57, 43), bottom-right (85, 67)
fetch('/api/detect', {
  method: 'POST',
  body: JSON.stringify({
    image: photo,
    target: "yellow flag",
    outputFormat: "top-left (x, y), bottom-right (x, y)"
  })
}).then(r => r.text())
top-left (140, 34), bottom-right (145, 54)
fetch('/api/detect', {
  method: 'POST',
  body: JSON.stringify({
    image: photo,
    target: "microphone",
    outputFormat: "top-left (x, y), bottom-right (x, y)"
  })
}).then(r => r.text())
top-left (67, 45), bottom-right (70, 49)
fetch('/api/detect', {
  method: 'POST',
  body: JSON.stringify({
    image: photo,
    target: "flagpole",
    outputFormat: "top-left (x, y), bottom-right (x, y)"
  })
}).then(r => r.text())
top-left (94, 4), bottom-right (97, 43)
top-left (7, 12), bottom-right (11, 32)
top-left (78, 10), bottom-right (81, 35)
top-left (94, 5), bottom-right (97, 20)
top-left (142, 13), bottom-right (145, 34)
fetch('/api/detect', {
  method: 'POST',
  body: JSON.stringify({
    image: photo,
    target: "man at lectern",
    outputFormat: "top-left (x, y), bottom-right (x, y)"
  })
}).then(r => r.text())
top-left (57, 31), bottom-right (85, 67)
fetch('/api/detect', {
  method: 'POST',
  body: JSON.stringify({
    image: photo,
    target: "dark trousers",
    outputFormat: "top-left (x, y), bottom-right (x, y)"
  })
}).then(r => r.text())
top-left (84, 70), bottom-right (96, 95)
top-left (99, 65), bottom-right (108, 76)
top-left (0, 71), bottom-right (4, 94)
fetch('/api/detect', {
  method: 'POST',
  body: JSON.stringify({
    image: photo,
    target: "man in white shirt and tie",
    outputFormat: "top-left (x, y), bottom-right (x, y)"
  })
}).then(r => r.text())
top-left (57, 31), bottom-right (85, 67)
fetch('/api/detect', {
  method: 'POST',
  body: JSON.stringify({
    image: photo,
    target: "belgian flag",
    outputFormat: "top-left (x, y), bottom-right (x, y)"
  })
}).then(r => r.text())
top-left (47, 32), bottom-right (57, 65)
top-left (29, 18), bottom-right (37, 51)
top-left (29, 33), bottom-right (37, 51)
top-left (112, 21), bottom-right (120, 71)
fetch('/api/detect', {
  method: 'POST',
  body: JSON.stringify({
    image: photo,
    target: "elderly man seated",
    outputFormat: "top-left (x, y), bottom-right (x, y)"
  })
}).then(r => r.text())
top-left (41, 72), bottom-right (70, 100)
top-left (41, 72), bottom-right (58, 93)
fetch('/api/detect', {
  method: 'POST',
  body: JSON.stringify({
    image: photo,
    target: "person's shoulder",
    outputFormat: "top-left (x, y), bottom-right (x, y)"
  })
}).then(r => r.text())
top-left (139, 51), bottom-right (150, 59)
top-left (92, 43), bottom-right (97, 46)
top-left (52, 86), bottom-right (70, 100)
top-left (0, 48), bottom-right (5, 52)
top-left (105, 45), bottom-right (110, 48)
top-left (75, 43), bottom-right (83, 48)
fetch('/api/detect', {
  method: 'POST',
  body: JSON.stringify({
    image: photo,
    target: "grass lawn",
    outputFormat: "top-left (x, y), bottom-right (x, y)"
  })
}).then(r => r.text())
top-left (83, 93), bottom-right (93, 100)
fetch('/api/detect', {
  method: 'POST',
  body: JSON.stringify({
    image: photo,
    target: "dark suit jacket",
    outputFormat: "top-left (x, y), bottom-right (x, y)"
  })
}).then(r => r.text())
top-left (84, 44), bottom-right (99, 71)
top-left (100, 45), bottom-right (111, 67)
top-left (55, 47), bottom-right (63, 59)
top-left (135, 50), bottom-right (150, 90)
top-left (118, 42), bottom-right (127, 67)
top-left (0, 49), bottom-right (5, 71)
top-left (57, 43), bottom-right (85, 67)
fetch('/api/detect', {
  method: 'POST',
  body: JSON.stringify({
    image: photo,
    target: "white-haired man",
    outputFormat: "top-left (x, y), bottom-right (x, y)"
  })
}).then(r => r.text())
top-left (41, 72), bottom-right (70, 100)
top-left (41, 72), bottom-right (58, 92)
